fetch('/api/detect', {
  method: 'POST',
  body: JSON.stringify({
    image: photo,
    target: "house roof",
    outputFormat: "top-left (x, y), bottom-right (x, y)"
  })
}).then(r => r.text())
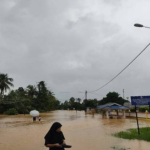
top-left (97, 103), bottom-right (128, 110)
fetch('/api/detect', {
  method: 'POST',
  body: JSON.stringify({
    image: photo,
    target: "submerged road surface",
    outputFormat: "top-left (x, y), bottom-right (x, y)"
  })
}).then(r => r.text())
top-left (0, 110), bottom-right (150, 150)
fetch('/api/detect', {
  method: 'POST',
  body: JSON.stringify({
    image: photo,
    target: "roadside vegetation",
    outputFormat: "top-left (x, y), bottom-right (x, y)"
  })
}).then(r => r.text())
top-left (114, 127), bottom-right (150, 142)
top-left (0, 73), bottom-right (129, 115)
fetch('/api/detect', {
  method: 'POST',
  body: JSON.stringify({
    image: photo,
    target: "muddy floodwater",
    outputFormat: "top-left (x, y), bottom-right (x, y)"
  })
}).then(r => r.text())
top-left (0, 111), bottom-right (150, 150)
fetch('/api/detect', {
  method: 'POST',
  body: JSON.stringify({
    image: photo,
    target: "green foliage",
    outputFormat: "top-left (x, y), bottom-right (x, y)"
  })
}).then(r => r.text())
top-left (98, 92), bottom-right (129, 105)
top-left (83, 99), bottom-right (98, 108)
top-left (113, 127), bottom-right (150, 142)
top-left (130, 106), bottom-right (149, 112)
top-left (69, 97), bottom-right (75, 110)
top-left (0, 73), bottom-right (130, 114)
top-left (60, 92), bottom-right (129, 110)
top-left (61, 101), bottom-right (70, 110)
top-left (0, 73), bottom-right (14, 95)
top-left (139, 106), bottom-right (149, 112)
top-left (130, 107), bottom-right (135, 112)
top-left (60, 98), bottom-right (85, 110)
top-left (5, 108), bottom-right (18, 115)
top-left (0, 74), bottom-right (61, 114)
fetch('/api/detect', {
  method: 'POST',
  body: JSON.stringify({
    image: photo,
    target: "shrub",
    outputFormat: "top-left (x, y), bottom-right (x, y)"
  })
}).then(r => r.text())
top-left (130, 106), bottom-right (149, 113)
top-left (139, 106), bottom-right (149, 112)
top-left (5, 108), bottom-right (18, 115)
top-left (113, 127), bottom-right (150, 142)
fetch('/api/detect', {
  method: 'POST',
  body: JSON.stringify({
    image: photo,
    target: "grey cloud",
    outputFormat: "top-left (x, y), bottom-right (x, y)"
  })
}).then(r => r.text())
top-left (0, 0), bottom-right (150, 101)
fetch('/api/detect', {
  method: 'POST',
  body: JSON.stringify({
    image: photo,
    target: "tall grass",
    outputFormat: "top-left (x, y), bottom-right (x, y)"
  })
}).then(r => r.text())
top-left (113, 127), bottom-right (150, 142)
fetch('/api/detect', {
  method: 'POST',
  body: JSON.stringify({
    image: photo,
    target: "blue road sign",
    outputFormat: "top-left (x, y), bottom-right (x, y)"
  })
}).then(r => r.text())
top-left (131, 96), bottom-right (150, 105)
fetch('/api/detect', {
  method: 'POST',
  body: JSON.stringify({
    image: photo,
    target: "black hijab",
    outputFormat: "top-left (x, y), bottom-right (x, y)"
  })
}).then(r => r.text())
top-left (45, 122), bottom-right (62, 141)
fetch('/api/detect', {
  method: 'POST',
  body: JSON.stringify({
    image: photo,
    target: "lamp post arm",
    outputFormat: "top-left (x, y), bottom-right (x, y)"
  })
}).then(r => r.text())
top-left (144, 26), bottom-right (150, 29)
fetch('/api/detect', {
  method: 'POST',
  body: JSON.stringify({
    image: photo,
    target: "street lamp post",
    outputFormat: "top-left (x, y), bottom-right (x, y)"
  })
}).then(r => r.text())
top-left (133, 23), bottom-right (150, 135)
top-left (134, 23), bottom-right (150, 29)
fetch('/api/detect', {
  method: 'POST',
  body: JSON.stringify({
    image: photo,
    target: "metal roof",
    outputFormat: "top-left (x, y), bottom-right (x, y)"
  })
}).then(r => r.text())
top-left (97, 103), bottom-right (128, 110)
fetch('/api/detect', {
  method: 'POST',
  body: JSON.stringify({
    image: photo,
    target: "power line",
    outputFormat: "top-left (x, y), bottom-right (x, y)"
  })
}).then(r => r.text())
top-left (88, 92), bottom-right (103, 97)
top-left (88, 43), bottom-right (150, 93)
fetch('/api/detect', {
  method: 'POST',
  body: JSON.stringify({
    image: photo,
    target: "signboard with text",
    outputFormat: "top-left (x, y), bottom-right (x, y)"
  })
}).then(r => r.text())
top-left (131, 96), bottom-right (150, 105)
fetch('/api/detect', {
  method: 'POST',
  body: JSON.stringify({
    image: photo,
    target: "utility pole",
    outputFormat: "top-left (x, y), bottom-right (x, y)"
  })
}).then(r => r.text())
top-left (123, 89), bottom-right (124, 99)
top-left (85, 91), bottom-right (87, 100)
top-left (85, 91), bottom-right (87, 115)
top-left (76, 98), bottom-right (78, 113)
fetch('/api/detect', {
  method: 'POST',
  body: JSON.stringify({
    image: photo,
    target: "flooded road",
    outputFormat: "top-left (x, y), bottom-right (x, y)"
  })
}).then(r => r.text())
top-left (0, 110), bottom-right (150, 150)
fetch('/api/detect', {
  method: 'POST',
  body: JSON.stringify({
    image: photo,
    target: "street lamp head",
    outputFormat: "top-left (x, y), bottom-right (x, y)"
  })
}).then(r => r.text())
top-left (134, 23), bottom-right (144, 27)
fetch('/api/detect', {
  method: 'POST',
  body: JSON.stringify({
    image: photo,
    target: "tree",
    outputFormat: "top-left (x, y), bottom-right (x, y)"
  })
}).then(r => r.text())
top-left (0, 76), bottom-right (59, 114)
top-left (98, 92), bottom-right (129, 105)
top-left (63, 101), bottom-right (70, 110)
top-left (0, 74), bottom-right (14, 95)
top-left (26, 85), bottom-right (37, 99)
top-left (37, 81), bottom-right (47, 94)
top-left (69, 97), bottom-right (75, 110)
top-left (83, 99), bottom-right (98, 108)
top-left (8, 87), bottom-right (30, 114)
top-left (77, 98), bottom-right (81, 103)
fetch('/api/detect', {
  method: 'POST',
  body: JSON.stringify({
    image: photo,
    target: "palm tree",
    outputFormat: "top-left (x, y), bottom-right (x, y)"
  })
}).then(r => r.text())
top-left (0, 73), bottom-right (14, 95)
top-left (37, 81), bottom-right (47, 94)
top-left (26, 85), bottom-right (37, 98)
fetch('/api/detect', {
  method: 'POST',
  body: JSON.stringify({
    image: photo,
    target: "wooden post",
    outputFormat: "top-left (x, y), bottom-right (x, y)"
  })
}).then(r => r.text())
top-left (135, 105), bottom-right (140, 135)
top-left (123, 110), bottom-right (126, 118)
top-left (129, 109), bottom-right (131, 117)
top-left (116, 110), bottom-right (119, 116)
top-left (106, 110), bottom-right (109, 118)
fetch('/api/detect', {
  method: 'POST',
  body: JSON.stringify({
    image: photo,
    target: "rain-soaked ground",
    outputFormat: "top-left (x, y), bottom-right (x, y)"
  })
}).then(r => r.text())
top-left (0, 110), bottom-right (150, 150)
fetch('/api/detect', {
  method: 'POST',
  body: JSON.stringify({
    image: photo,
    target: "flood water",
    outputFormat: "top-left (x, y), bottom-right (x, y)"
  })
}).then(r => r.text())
top-left (0, 110), bottom-right (150, 150)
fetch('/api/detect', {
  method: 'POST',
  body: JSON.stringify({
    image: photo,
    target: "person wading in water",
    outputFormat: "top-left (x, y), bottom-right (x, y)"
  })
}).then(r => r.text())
top-left (44, 122), bottom-right (71, 150)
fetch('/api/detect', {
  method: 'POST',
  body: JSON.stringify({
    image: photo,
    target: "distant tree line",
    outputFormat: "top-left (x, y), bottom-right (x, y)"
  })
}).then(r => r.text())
top-left (0, 73), bottom-right (129, 115)
top-left (60, 92), bottom-right (129, 111)
top-left (0, 73), bottom-right (60, 114)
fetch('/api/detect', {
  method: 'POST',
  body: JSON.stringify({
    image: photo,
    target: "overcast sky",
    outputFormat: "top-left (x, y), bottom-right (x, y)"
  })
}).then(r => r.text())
top-left (1, 0), bottom-right (150, 102)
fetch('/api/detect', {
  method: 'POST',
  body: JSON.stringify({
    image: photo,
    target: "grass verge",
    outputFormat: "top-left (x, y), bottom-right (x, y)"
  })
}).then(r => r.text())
top-left (113, 127), bottom-right (150, 142)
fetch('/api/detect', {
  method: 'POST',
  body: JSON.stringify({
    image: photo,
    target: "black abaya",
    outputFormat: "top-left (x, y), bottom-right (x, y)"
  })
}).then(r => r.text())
top-left (44, 122), bottom-right (65, 150)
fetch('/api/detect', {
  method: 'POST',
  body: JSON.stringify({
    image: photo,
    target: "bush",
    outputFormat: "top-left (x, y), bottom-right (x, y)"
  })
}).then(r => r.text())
top-left (129, 106), bottom-right (149, 113)
top-left (139, 106), bottom-right (149, 112)
top-left (5, 108), bottom-right (18, 115)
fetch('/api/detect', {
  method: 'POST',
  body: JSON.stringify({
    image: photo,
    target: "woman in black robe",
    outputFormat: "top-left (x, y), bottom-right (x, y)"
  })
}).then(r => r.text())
top-left (44, 122), bottom-right (66, 150)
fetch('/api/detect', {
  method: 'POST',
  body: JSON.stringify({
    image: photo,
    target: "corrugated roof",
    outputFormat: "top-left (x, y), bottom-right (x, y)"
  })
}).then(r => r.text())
top-left (97, 103), bottom-right (128, 110)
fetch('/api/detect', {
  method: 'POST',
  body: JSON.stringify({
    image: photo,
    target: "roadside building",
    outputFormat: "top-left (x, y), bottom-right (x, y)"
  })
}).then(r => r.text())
top-left (97, 103), bottom-right (129, 119)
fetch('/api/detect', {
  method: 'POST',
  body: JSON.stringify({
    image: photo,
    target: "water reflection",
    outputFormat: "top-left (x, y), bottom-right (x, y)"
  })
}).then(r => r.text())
top-left (0, 110), bottom-right (150, 150)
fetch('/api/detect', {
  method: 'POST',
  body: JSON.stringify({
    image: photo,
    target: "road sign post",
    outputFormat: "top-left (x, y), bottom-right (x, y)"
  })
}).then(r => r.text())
top-left (131, 96), bottom-right (150, 135)
top-left (135, 105), bottom-right (140, 135)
